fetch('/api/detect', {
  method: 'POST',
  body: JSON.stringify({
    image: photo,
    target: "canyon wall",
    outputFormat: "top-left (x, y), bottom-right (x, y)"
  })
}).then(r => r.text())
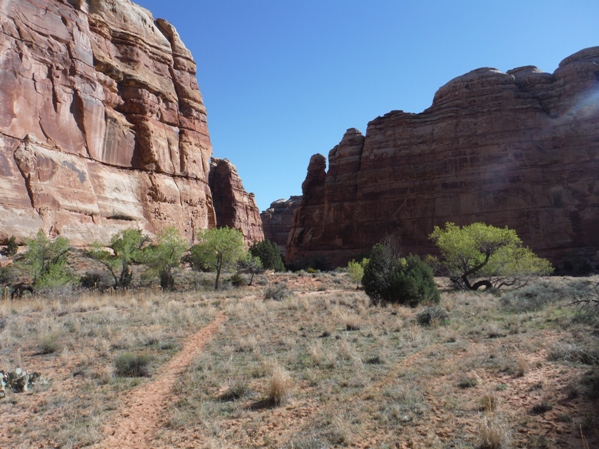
top-left (261, 196), bottom-right (301, 255)
top-left (0, 0), bottom-right (258, 245)
top-left (209, 158), bottom-right (263, 246)
top-left (287, 47), bottom-right (599, 269)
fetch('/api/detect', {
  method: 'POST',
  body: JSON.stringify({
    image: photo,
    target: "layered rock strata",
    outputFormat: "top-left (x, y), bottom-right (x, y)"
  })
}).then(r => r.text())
top-left (0, 0), bottom-right (258, 246)
top-left (261, 196), bottom-right (301, 255)
top-left (288, 47), bottom-right (599, 268)
top-left (209, 158), bottom-right (263, 246)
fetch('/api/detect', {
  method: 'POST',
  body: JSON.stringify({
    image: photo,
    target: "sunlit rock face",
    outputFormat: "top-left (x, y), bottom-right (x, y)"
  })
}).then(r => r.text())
top-left (209, 158), bottom-right (263, 247)
top-left (287, 47), bottom-right (599, 269)
top-left (0, 0), bottom-right (259, 246)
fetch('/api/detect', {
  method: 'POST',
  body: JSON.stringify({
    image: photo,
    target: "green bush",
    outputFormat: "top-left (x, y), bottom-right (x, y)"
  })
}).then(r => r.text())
top-left (39, 335), bottom-right (60, 354)
top-left (114, 353), bottom-right (152, 377)
top-left (249, 240), bottom-right (285, 272)
top-left (362, 244), bottom-right (439, 307)
top-left (21, 230), bottom-right (73, 288)
top-left (2, 236), bottom-right (18, 257)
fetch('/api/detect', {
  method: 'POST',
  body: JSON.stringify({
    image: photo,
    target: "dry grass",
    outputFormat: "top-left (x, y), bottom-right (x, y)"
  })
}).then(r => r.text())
top-left (2, 273), bottom-right (599, 448)
top-left (267, 363), bottom-right (292, 405)
top-left (0, 288), bottom-right (218, 448)
top-left (478, 414), bottom-right (511, 448)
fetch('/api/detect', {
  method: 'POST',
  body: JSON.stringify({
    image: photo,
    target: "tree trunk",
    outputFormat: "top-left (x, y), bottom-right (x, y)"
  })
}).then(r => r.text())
top-left (470, 279), bottom-right (493, 290)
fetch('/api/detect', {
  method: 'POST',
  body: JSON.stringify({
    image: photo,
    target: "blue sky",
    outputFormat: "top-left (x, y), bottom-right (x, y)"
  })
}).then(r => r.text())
top-left (135, 0), bottom-right (597, 211)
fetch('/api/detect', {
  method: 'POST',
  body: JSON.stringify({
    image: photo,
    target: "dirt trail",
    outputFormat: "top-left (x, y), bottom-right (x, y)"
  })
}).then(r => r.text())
top-left (97, 312), bottom-right (226, 449)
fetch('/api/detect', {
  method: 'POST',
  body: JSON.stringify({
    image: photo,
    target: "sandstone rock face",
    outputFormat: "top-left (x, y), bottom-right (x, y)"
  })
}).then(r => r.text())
top-left (288, 47), bottom-right (599, 268)
top-left (209, 158), bottom-right (263, 246)
top-left (0, 0), bottom-right (258, 246)
top-left (261, 196), bottom-right (302, 256)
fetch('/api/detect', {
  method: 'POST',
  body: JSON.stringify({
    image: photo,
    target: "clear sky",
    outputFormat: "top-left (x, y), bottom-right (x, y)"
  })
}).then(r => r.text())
top-left (134, 0), bottom-right (597, 211)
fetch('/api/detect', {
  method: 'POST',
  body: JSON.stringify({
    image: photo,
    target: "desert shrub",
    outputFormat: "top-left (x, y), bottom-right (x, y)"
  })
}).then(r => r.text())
top-left (501, 279), bottom-right (596, 313)
top-left (285, 436), bottom-right (329, 449)
top-left (348, 258), bottom-right (369, 288)
top-left (20, 230), bottom-right (73, 288)
top-left (114, 353), bottom-right (152, 377)
top-left (2, 236), bottom-right (18, 257)
top-left (500, 281), bottom-right (563, 312)
top-left (237, 254), bottom-right (264, 285)
top-left (548, 343), bottom-right (599, 365)
top-left (39, 335), bottom-right (60, 354)
top-left (478, 415), bottom-right (510, 449)
top-left (230, 273), bottom-right (247, 287)
top-left (458, 377), bottom-right (478, 389)
top-left (362, 244), bottom-right (439, 307)
top-left (267, 364), bottom-right (292, 405)
top-left (34, 285), bottom-right (81, 302)
top-left (310, 255), bottom-right (331, 272)
top-left (264, 283), bottom-right (289, 301)
top-left (416, 306), bottom-right (449, 326)
top-left (249, 239), bottom-right (285, 272)
top-left (79, 271), bottom-right (111, 290)
top-left (87, 229), bottom-right (150, 288)
top-left (142, 227), bottom-right (187, 290)
top-left (219, 380), bottom-right (249, 401)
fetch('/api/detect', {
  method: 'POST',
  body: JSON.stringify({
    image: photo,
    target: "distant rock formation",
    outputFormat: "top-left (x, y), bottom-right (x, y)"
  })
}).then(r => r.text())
top-left (287, 47), bottom-right (599, 269)
top-left (209, 158), bottom-right (263, 246)
top-left (261, 196), bottom-right (302, 255)
top-left (0, 0), bottom-right (259, 246)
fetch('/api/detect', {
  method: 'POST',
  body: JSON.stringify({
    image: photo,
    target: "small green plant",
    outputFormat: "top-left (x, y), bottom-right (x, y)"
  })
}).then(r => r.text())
top-left (530, 399), bottom-right (553, 415)
top-left (458, 377), bottom-right (478, 389)
top-left (416, 306), bottom-right (449, 326)
top-left (39, 335), bottom-right (60, 354)
top-left (348, 258), bottom-right (369, 289)
top-left (114, 353), bottom-right (152, 377)
top-left (219, 380), bottom-right (249, 402)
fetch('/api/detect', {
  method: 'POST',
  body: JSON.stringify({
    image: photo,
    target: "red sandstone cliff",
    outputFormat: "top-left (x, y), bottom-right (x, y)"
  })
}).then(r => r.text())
top-left (209, 158), bottom-right (263, 246)
top-left (287, 47), bottom-right (599, 268)
top-left (0, 0), bottom-right (258, 246)
top-left (261, 196), bottom-right (302, 256)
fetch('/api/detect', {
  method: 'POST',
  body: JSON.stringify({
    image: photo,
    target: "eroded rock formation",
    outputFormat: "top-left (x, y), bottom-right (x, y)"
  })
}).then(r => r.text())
top-left (209, 158), bottom-right (263, 246)
top-left (261, 196), bottom-right (301, 255)
top-left (288, 47), bottom-right (599, 268)
top-left (0, 0), bottom-right (258, 246)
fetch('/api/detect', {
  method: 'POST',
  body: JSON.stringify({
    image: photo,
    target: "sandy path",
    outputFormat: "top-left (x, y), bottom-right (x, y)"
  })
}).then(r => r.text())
top-left (98, 312), bottom-right (226, 449)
